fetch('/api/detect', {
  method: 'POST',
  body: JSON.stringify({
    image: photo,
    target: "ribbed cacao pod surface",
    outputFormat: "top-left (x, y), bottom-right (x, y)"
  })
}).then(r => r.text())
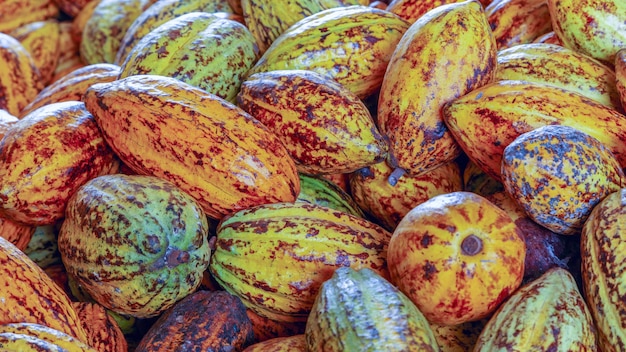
top-left (581, 188), bottom-right (626, 351)
top-left (378, 0), bottom-right (497, 177)
top-left (247, 5), bottom-right (409, 99)
top-left (0, 32), bottom-right (43, 116)
top-left (0, 236), bottom-right (89, 343)
top-left (297, 173), bottom-right (365, 218)
top-left (349, 159), bottom-right (463, 231)
top-left (245, 309), bottom-right (306, 344)
top-left (386, 0), bottom-right (466, 24)
top-left (71, 302), bottom-right (128, 352)
top-left (388, 191), bottom-right (526, 326)
top-left (474, 267), bottom-right (597, 350)
top-left (135, 290), bottom-right (254, 352)
top-left (305, 267), bottom-right (440, 351)
top-left (21, 63), bottom-right (120, 117)
top-left (120, 12), bottom-right (259, 103)
top-left (0, 101), bottom-right (120, 226)
top-left (80, 0), bottom-right (157, 64)
top-left (485, 0), bottom-right (552, 49)
top-left (0, 322), bottom-right (96, 352)
top-left (0, 216), bottom-right (35, 252)
top-left (210, 201), bottom-right (391, 323)
top-left (10, 19), bottom-right (61, 86)
top-left (237, 69), bottom-right (387, 174)
top-left (58, 174), bottom-right (211, 318)
top-left (502, 125), bottom-right (625, 235)
top-left (115, 0), bottom-right (234, 64)
top-left (83, 74), bottom-right (300, 220)
top-left (0, 0), bottom-right (59, 34)
top-left (617, 48), bottom-right (626, 112)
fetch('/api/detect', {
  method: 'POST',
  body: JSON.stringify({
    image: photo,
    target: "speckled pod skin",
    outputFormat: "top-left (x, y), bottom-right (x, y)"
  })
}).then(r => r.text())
top-left (244, 335), bottom-right (306, 352)
top-left (533, 31), bottom-right (562, 45)
top-left (485, 0), bottom-right (552, 50)
top-left (443, 80), bottom-right (626, 182)
top-left (0, 0), bottom-right (58, 33)
top-left (386, 0), bottom-right (466, 24)
top-left (305, 267), bottom-right (439, 352)
top-left (377, 0), bottom-right (497, 177)
top-left (209, 202), bottom-right (391, 323)
top-left (83, 74), bottom-right (299, 220)
top-left (245, 309), bottom-right (306, 343)
top-left (496, 43), bottom-right (622, 112)
top-left (0, 237), bottom-right (89, 343)
top-left (0, 217), bottom-right (35, 251)
top-left (0, 33), bottom-right (43, 116)
top-left (80, 0), bottom-right (157, 64)
top-left (21, 63), bottom-right (120, 117)
top-left (388, 191), bottom-right (526, 326)
top-left (115, 0), bottom-right (233, 65)
top-left (247, 5), bottom-right (409, 99)
top-left (24, 225), bottom-right (61, 269)
top-left (547, 0), bottom-right (626, 65)
top-left (120, 12), bottom-right (258, 103)
top-left (58, 174), bottom-right (211, 318)
top-left (297, 173), bottom-right (365, 218)
top-left (617, 49), bottom-right (626, 112)
top-left (10, 20), bottom-right (60, 86)
top-left (52, 22), bottom-right (83, 83)
top-left (581, 189), bottom-right (626, 351)
top-left (349, 160), bottom-right (463, 231)
top-left (474, 267), bottom-right (597, 351)
top-left (237, 70), bottom-right (387, 174)
top-left (0, 323), bottom-right (96, 351)
top-left (241, 0), bottom-right (363, 54)
top-left (0, 101), bottom-right (119, 226)
top-left (135, 291), bottom-right (254, 352)
top-left (501, 125), bottom-right (625, 235)
top-left (430, 319), bottom-right (486, 352)
top-left (71, 302), bottom-right (127, 352)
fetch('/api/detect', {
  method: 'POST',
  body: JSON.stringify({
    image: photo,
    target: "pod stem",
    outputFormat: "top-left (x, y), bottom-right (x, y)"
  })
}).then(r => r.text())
top-left (388, 167), bottom-right (406, 186)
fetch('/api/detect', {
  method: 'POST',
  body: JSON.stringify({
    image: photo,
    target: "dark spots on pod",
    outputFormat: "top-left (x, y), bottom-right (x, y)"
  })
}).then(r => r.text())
top-left (253, 280), bottom-right (278, 293)
top-left (420, 233), bottom-right (433, 248)
top-left (421, 120), bottom-right (447, 144)
top-left (423, 261), bottom-right (437, 281)
top-left (144, 234), bottom-right (161, 254)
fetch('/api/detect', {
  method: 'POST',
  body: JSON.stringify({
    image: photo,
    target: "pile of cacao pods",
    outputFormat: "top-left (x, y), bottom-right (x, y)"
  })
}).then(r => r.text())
top-left (0, 0), bottom-right (625, 350)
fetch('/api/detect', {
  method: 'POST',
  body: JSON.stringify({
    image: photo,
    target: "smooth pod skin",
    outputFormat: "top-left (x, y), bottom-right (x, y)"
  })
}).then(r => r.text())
top-left (209, 201), bottom-right (391, 323)
top-left (485, 0), bottom-right (552, 49)
top-left (581, 189), bottom-right (626, 351)
top-left (617, 49), bottom-right (626, 111)
top-left (305, 267), bottom-right (440, 351)
top-left (115, 0), bottom-right (233, 64)
top-left (10, 20), bottom-right (60, 85)
top-left (83, 74), bottom-right (300, 220)
top-left (388, 191), bottom-right (526, 326)
top-left (80, 0), bottom-right (157, 64)
top-left (496, 43), bottom-right (622, 111)
top-left (547, 0), bottom-right (626, 65)
top-left (135, 291), bottom-right (254, 352)
top-left (21, 63), bottom-right (120, 117)
top-left (0, 237), bottom-right (89, 343)
top-left (247, 5), bottom-right (410, 99)
top-left (350, 160), bottom-right (463, 231)
top-left (443, 80), bottom-right (626, 182)
top-left (58, 174), bottom-right (211, 319)
top-left (501, 125), bottom-right (625, 235)
top-left (0, 101), bottom-right (119, 226)
top-left (377, 0), bottom-right (497, 177)
top-left (237, 70), bottom-right (387, 174)
top-left (0, 32), bottom-right (43, 116)
top-left (120, 12), bottom-right (259, 103)
top-left (473, 267), bottom-right (597, 351)
top-left (243, 335), bottom-right (306, 352)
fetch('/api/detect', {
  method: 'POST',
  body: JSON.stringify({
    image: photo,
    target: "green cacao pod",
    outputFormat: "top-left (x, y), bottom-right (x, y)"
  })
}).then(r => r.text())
top-left (305, 267), bottom-right (440, 351)
top-left (119, 12), bottom-right (259, 103)
top-left (297, 173), bottom-right (364, 218)
top-left (58, 174), bottom-right (211, 318)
